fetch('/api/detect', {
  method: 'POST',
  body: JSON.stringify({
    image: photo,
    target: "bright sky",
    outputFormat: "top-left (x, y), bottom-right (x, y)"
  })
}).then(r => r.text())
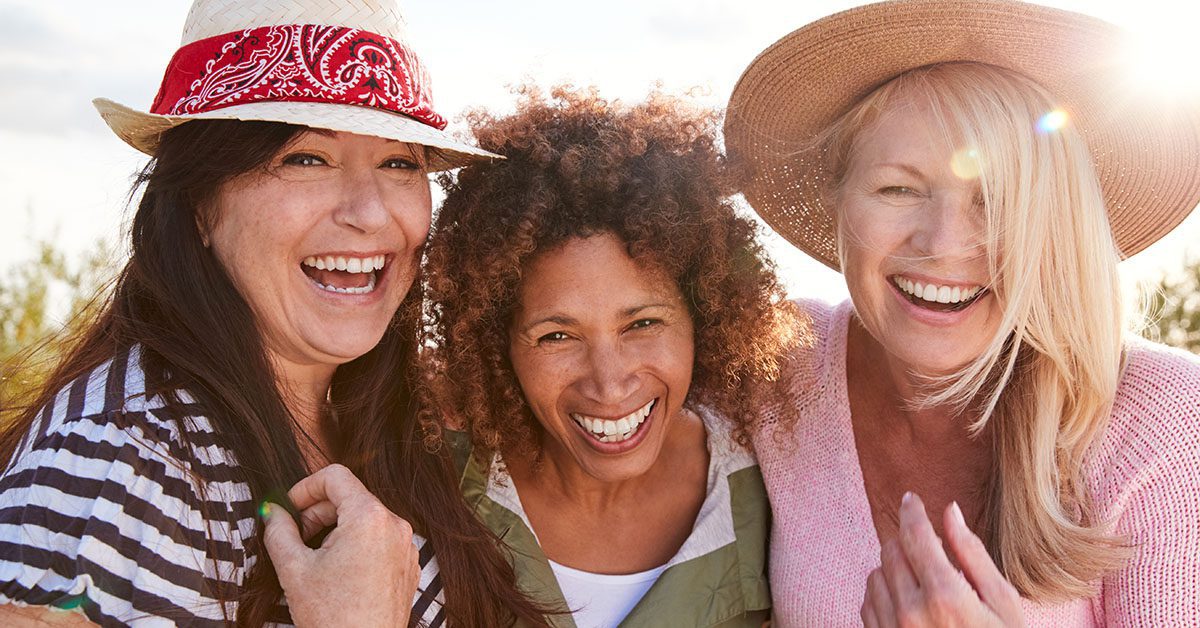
top-left (2, 0), bottom-right (1198, 309)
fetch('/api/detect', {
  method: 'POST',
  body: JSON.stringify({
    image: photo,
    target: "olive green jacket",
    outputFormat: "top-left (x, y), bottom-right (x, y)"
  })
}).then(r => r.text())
top-left (451, 409), bottom-right (772, 627)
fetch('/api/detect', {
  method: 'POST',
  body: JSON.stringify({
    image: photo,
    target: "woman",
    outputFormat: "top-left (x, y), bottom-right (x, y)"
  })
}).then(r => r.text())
top-left (418, 86), bottom-right (803, 627)
top-left (725, 1), bottom-right (1200, 626)
top-left (0, 0), bottom-right (545, 625)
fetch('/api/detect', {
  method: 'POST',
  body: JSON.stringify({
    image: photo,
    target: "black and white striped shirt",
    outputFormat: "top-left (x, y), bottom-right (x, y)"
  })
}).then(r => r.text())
top-left (0, 346), bottom-right (445, 626)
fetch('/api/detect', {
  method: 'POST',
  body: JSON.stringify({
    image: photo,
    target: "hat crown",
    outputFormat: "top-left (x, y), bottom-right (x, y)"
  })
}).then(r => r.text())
top-left (179, 0), bottom-right (408, 45)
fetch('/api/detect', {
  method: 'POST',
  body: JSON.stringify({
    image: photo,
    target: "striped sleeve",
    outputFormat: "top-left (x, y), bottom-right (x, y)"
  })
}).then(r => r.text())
top-left (0, 352), bottom-right (242, 627)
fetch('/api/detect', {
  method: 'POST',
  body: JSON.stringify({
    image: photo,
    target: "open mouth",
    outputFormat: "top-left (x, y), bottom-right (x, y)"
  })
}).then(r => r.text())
top-left (301, 254), bottom-right (386, 296)
top-left (570, 398), bottom-right (657, 444)
top-left (892, 276), bottom-right (989, 313)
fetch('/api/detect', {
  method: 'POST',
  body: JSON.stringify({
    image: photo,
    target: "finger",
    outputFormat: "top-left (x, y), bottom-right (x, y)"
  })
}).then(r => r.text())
top-left (880, 539), bottom-right (920, 610)
top-left (897, 492), bottom-right (959, 588)
top-left (298, 501), bottom-right (338, 541)
top-left (865, 568), bottom-right (898, 628)
top-left (287, 463), bottom-right (372, 512)
top-left (944, 502), bottom-right (1020, 612)
top-left (260, 502), bottom-right (307, 578)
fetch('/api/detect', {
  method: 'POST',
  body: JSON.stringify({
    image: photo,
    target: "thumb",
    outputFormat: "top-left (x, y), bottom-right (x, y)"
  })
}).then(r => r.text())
top-left (261, 502), bottom-right (308, 579)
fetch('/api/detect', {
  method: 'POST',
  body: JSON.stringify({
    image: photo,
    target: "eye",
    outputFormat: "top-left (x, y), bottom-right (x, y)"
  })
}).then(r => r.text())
top-left (879, 186), bottom-right (919, 197)
top-left (628, 318), bottom-right (661, 331)
top-left (381, 157), bottom-right (421, 171)
top-left (537, 331), bottom-right (570, 344)
top-left (281, 153), bottom-right (327, 167)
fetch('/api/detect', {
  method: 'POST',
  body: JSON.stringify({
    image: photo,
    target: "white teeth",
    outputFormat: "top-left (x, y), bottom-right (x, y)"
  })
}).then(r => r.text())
top-left (922, 284), bottom-right (938, 301)
top-left (302, 255), bottom-right (387, 274)
top-left (893, 276), bottom-right (984, 305)
top-left (570, 399), bottom-right (656, 443)
top-left (310, 271), bottom-right (377, 295)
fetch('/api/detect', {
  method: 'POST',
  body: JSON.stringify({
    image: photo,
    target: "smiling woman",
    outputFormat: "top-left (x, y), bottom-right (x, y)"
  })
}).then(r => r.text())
top-left (418, 85), bottom-right (806, 627)
top-left (0, 0), bottom-right (548, 626)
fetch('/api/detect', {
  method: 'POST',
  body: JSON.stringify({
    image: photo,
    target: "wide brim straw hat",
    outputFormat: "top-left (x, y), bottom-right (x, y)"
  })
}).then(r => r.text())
top-left (725, 0), bottom-right (1200, 270)
top-left (94, 0), bottom-right (498, 171)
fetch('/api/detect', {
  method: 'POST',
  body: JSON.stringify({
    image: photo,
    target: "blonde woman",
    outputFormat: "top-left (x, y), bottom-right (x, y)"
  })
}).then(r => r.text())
top-left (725, 0), bottom-right (1200, 626)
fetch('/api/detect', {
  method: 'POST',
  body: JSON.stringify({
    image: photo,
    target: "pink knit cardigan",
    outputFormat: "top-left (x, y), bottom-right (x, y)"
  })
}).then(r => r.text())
top-left (753, 299), bottom-right (1200, 627)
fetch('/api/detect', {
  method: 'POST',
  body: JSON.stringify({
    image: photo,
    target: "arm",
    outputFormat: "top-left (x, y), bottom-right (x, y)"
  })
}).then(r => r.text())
top-left (0, 605), bottom-right (96, 627)
top-left (1101, 431), bottom-right (1200, 626)
top-left (0, 410), bottom-right (240, 625)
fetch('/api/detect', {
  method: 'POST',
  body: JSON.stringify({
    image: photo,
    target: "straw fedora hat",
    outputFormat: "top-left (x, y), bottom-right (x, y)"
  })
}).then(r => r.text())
top-left (94, 0), bottom-right (497, 171)
top-left (725, 0), bottom-right (1200, 270)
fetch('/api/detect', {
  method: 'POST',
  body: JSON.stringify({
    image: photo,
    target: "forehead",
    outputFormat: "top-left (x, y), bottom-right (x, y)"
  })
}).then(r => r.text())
top-left (850, 97), bottom-right (961, 168)
top-left (515, 234), bottom-right (681, 315)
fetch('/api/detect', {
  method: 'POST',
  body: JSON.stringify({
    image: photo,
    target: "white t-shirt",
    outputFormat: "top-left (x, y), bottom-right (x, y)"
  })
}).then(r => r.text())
top-left (548, 559), bottom-right (668, 628)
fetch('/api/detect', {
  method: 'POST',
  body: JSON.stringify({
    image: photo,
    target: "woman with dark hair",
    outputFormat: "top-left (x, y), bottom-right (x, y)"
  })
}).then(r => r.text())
top-left (419, 86), bottom-right (805, 627)
top-left (0, 1), bottom-right (546, 626)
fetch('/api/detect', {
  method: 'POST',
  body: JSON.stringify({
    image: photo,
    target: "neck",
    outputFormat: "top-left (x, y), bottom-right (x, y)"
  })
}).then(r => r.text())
top-left (847, 317), bottom-right (974, 444)
top-left (269, 353), bottom-right (337, 467)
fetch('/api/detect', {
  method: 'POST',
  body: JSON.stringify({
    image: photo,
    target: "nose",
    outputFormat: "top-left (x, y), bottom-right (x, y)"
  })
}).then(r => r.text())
top-left (910, 190), bottom-right (984, 260)
top-left (332, 167), bottom-right (391, 235)
top-left (578, 341), bottom-right (640, 406)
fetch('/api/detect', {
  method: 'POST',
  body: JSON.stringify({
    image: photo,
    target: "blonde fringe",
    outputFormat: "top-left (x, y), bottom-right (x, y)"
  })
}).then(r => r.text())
top-left (825, 63), bottom-right (1129, 601)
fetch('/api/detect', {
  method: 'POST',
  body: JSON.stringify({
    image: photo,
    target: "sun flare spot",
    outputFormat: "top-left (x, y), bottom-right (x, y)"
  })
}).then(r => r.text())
top-left (950, 147), bottom-right (982, 180)
top-left (1037, 109), bottom-right (1069, 134)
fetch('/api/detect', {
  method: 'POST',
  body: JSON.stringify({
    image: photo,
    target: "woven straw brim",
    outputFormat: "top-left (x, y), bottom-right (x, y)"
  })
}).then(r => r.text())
top-left (94, 98), bottom-right (499, 171)
top-left (725, 0), bottom-right (1200, 270)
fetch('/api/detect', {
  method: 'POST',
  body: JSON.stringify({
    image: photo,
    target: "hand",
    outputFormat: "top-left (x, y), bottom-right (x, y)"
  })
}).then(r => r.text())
top-left (262, 464), bottom-right (421, 628)
top-left (860, 493), bottom-right (1025, 628)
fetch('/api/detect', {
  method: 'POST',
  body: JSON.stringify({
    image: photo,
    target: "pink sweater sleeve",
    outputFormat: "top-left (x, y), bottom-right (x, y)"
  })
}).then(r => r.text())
top-left (1094, 342), bottom-right (1200, 626)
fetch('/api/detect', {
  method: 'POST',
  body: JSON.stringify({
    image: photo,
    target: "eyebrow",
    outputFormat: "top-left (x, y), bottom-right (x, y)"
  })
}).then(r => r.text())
top-left (517, 303), bottom-right (674, 334)
top-left (873, 162), bottom-right (926, 178)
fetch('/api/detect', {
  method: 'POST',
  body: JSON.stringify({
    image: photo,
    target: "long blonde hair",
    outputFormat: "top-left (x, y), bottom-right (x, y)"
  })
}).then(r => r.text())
top-left (823, 62), bottom-right (1128, 601)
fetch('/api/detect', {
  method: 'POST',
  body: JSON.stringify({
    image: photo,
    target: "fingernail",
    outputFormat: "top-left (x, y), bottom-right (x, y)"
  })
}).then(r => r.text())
top-left (259, 502), bottom-right (274, 521)
top-left (901, 491), bottom-right (914, 506)
top-left (950, 501), bottom-right (966, 528)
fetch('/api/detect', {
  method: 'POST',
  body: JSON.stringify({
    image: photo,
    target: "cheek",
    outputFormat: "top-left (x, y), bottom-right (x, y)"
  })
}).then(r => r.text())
top-left (388, 183), bottom-right (433, 247)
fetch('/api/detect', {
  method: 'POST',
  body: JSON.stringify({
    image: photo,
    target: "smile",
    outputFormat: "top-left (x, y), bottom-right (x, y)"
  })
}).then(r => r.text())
top-left (892, 275), bottom-right (988, 312)
top-left (570, 398), bottom-right (656, 444)
top-left (301, 254), bottom-right (386, 295)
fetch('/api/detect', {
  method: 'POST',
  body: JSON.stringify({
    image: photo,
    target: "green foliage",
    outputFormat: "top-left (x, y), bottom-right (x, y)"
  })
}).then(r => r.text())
top-left (1143, 254), bottom-right (1200, 354)
top-left (0, 240), bottom-right (119, 412)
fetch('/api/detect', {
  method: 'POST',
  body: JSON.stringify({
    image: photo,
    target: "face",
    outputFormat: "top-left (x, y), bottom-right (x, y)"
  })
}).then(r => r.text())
top-left (836, 99), bottom-right (1002, 375)
top-left (208, 129), bottom-right (432, 376)
top-left (508, 233), bottom-right (695, 484)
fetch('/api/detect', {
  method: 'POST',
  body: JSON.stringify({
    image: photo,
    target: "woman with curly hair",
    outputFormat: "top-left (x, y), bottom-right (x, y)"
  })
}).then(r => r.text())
top-left (419, 86), bottom-right (804, 627)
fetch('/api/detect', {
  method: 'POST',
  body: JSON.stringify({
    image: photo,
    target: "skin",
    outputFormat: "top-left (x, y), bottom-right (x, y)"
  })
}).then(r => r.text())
top-left (209, 128), bottom-right (433, 452)
top-left (505, 233), bottom-right (709, 573)
top-left (836, 97), bottom-right (1024, 625)
top-left (0, 129), bottom-right (432, 627)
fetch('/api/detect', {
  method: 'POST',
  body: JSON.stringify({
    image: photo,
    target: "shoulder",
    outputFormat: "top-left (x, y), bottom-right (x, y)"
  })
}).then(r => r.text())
top-left (1088, 338), bottom-right (1200, 513)
top-left (1103, 338), bottom-right (1200, 456)
top-left (8, 346), bottom-right (229, 481)
top-left (753, 298), bottom-right (850, 440)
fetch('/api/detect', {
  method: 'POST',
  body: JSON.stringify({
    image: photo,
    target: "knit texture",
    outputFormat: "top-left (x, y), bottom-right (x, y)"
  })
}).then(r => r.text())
top-left (754, 299), bottom-right (1200, 627)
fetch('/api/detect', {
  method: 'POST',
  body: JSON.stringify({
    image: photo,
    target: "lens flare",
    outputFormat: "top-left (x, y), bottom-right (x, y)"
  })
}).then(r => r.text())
top-left (950, 147), bottom-right (982, 180)
top-left (1038, 109), bottom-right (1069, 133)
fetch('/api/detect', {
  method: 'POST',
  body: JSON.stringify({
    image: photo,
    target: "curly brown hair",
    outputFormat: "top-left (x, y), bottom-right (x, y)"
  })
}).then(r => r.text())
top-left (419, 85), bottom-right (804, 459)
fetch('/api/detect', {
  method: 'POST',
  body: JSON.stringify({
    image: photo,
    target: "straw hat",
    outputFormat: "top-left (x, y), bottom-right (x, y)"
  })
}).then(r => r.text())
top-left (725, 0), bottom-right (1200, 270)
top-left (94, 0), bottom-right (497, 171)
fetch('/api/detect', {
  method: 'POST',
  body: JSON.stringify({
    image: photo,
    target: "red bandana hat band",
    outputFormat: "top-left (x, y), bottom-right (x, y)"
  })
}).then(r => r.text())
top-left (150, 24), bottom-right (447, 130)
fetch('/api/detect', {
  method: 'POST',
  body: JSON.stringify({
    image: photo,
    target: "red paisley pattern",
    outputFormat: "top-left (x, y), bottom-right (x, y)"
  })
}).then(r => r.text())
top-left (150, 25), bottom-right (446, 130)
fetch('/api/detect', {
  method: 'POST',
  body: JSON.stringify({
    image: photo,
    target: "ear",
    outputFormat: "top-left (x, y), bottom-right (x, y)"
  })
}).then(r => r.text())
top-left (194, 209), bottom-right (213, 248)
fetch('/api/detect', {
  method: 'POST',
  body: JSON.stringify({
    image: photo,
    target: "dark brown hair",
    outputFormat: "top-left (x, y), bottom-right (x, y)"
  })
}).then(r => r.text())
top-left (419, 86), bottom-right (805, 459)
top-left (0, 120), bottom-right (546, 627)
